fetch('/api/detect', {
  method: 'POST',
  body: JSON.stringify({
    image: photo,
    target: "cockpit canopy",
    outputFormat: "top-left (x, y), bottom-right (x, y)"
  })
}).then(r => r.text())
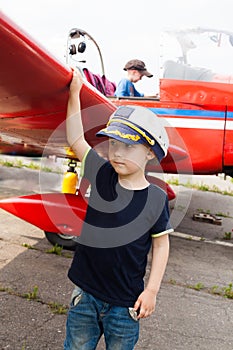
top-left (160, 28), bottom-right (233, 84)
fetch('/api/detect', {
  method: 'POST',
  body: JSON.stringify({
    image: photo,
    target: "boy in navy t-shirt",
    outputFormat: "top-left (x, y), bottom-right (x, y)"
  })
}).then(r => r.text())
top-left (64, 70), bottom-right (173, 350)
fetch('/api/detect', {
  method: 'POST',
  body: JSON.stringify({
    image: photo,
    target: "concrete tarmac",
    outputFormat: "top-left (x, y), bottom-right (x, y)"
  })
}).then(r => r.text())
top-left (0, 166), bottom-right (233, 349)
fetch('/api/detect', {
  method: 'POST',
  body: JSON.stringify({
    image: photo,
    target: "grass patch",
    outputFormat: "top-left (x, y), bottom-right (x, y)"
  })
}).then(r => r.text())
top-left (0, 158), bottom-right (63, 173)
top-left (22, 243), bottom-right (72, 257)
top-left (23, 286), bottom-right (39, 300)
top-left (187, 282), bottom-right (205, 291)
top-left (167, 177), bottom-right (233, 196)
top-left (22, 243), bottom-right (36, 249)
top-left (210, 283), bottom-right (233, 299)
top-left (223, 231), bottom-right (232, 240)
top-left (0, 285), bottom-right (70, 315)
top-left (167, 280), bottom-right (233, 299)
top-left (48, 302), bottom-right (68, 315)
top-left (46, 244), bottom-right (63, 255)
top-left (223, 283), bottom-right (233, 299)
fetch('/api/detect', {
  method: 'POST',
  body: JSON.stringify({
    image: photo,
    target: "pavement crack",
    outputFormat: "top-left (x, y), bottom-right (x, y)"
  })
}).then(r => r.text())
top-left (164, 279), bottom-right (233, 300)
top-left (0, 286), bottom-right (69, 315)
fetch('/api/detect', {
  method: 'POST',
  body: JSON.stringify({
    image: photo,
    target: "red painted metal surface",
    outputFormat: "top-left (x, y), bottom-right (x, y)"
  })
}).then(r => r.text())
top-left (1, 12), bottom-right (233, 235)
top-left (0, 181), bottom-right (175, 235)
top-left (1, 11), bottom-right (232, 175)
top-left (146, 176), bottom-right (176, 201)
top-left (112, 97), bottom-right (226, 175)
top-left (160, 78), bottom-right (233, 108)
top-left (0, 11), bottom-right (116, 158)
top-left (0, 193), bottom-right (88, 236)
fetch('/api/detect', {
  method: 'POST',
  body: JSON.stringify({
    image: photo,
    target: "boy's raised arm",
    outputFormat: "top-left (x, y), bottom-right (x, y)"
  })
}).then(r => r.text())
top-left (66, 70), bottom-right (90, 161)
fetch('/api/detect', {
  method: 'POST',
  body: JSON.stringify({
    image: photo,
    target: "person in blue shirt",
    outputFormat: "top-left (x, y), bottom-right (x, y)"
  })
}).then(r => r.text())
top-left (114, 59), bottom-right (153, 97)
top-left (64, 69), bottom-right (172, 350)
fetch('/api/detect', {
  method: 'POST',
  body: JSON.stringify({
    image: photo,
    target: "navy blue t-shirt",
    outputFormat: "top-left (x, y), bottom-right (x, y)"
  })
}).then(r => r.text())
top-left (68, 149), bottom-right (173, 307)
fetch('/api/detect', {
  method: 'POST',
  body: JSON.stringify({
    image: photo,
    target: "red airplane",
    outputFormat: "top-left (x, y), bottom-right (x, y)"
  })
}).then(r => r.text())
top-left (0, 12), bottom-right (233, 249)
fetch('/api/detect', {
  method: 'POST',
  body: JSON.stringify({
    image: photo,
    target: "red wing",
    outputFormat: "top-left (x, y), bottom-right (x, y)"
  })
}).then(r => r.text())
top-left (0, 11), bottom-right (116, 158)
top-left (0, 193), bottom-right (88, 236)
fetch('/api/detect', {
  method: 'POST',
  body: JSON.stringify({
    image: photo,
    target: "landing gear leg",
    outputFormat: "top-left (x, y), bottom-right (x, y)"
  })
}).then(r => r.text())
top-left (44, 159), bottom-right (79, 251)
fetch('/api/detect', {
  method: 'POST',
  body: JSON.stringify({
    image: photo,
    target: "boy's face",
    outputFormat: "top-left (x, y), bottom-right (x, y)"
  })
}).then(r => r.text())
top-left (108, 139), bottom-right (155, 176)
top-left (128, 69), bottom-right (143, 83)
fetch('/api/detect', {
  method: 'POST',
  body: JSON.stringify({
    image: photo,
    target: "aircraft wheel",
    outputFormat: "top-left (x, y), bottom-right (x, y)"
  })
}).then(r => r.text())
top-left (44, 231), bottom-right (78, 251)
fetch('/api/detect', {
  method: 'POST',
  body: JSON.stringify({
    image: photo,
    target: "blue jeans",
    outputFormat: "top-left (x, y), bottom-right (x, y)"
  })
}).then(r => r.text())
top-left (64, 285), bottom-right (139, 350)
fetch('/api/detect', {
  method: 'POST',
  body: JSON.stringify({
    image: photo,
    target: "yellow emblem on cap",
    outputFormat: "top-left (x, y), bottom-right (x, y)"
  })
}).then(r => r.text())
top-left (108, 118), bottom-right (155, 146)
top-left (101, 128), bottom-right (141, 142)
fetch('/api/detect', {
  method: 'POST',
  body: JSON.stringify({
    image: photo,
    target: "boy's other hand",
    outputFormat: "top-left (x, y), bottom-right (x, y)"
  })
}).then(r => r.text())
top-left (133, 289), bottom-right (157, 319)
